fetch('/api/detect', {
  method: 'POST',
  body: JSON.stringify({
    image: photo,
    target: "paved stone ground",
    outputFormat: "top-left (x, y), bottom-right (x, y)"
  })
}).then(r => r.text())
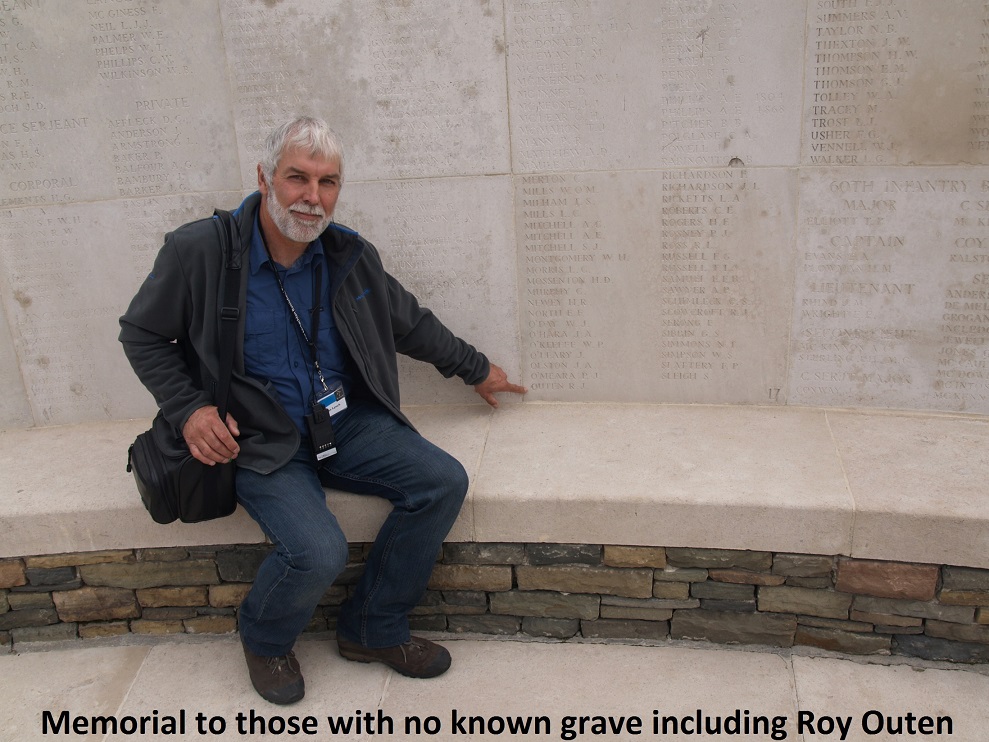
top-left (2, 634), bottom-right (988, 741)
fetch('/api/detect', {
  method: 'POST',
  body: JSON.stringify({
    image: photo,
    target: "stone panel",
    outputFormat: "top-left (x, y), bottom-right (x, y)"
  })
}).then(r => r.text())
top-left (490, 590), bottom-right (599, 620)
top-left (581, 618), bottom-right (669, 641)
top-left (667, 548), bottom-right (774, 571)
top-left (925, 619), bottom-right (989, 646)
top-left (525, 543), bottom-right (602, 566)
top-left (0, 192), bottom-right (242, 426)
top-left (943, 566), bottom-right (989, 591)
top-left (709, 569), bottom-right (786, 586)
top-left (794, 626), bottom-right (891, 655)
top-left (6, 592), bottom-right (51, 610)
top-left (208, 584), bottom-right (251, 609)
top-left (802, 0), bottom-right (989, 167)
top-left (521, 617), bottom-right (579, 639)
top-left (516, 564), bottom-right (653, 598)
top-left (0, 1), bottom-right (239, 207)
top-left (52, 587), bottom-right (139, 623)
top-left (517, 168), bottom-right (796, 404)
top-left (0, 1), bottom-right (988, 435)
top-left (442, 543), bottom-right (526, 566)
top-left (894, 634), bottom-right (989, 663)
top-left (220, 0), bottom-right (510, 183)
top-left (0, 560), bottom-right (26, 589)
top-left (835, 558), bottom-right (939, 600)
top-left (758, 585), bottom-right (852, 620)
top-left (852, 595), bottom-right (975, 624)
top-left (136, 586), bottom-right (208, 609)
top-left (671, 609), bottom-right (797, 647)
top-left (427, 564), bottom-right (512, 593)
top-left (79, 560), bottom-right (219, 590)
top-left (184, 615), bottom-right (236, 635)
top-left (772, 554), bottom-right (834, 577)
top-left (336, 176), bottom-right (521, 405)
top-left (603, 546), bottom-right (667, 569)
top-left (940, 590), bottom-right (989, 607)
top-left (653, 582), bottom-right (692, 600)
top-left (24, 551), bottom-right (134, 569)
top-left (850, 610), bottom-right (922, 628)
top-left (507, 0), bottom-right (805, 171)
top-left (789, 169), bottom-right (989, 413)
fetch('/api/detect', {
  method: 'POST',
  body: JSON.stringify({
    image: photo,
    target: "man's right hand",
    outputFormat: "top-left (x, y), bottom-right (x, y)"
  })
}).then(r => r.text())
top-left (182, 405), bottom-right (240, 465)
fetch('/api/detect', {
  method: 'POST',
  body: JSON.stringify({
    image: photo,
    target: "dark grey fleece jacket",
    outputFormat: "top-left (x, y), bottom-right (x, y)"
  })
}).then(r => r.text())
top-left (119, 192), bottom-right (489, 474)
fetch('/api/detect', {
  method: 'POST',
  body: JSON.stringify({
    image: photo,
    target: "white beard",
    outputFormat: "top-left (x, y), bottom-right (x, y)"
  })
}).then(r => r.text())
top-left (266, 193), bottom-right (333, 244)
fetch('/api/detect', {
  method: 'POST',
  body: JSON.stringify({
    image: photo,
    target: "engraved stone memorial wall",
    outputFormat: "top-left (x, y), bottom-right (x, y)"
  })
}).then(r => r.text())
top-left (1, 0), bottom-right (987, 428)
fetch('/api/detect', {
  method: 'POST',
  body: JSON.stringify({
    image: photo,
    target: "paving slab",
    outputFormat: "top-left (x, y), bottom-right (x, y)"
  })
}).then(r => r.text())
top-left (4, 636), bottom-right (989, 742)
top-left (104, 639), bottom-right (388, 742)
top-left (792, 655), bottom-right (989, 741)
top-left (0, 644), bottom-right (150, 740)
top-left (382, 641), bottom-right (797, 742)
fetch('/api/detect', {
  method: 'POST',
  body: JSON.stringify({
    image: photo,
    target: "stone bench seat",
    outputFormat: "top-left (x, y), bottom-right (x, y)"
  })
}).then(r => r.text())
top-left (2, 402), bottom-right (987, 570)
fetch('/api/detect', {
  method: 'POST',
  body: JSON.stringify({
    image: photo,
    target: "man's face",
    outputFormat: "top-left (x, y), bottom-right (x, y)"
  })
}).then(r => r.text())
top-left (258, 146), bottom-right (342, 246)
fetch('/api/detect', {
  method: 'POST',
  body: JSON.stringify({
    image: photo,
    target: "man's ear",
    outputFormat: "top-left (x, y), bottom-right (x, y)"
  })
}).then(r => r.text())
top-left (257, 163), bottom-right (267, 195)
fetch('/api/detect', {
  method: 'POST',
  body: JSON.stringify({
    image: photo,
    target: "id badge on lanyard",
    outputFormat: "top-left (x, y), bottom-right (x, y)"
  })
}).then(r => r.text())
top-left (305, 402), bottom-right (337, 460)
top-left (267, 257), bottom-right (344, 461)
top-left (317, 386), bottom-right (348, 417)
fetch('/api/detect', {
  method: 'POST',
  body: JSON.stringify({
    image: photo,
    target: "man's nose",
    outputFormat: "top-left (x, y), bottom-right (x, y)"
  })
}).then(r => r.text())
top-left (302, 179), bottom-right (319, 203)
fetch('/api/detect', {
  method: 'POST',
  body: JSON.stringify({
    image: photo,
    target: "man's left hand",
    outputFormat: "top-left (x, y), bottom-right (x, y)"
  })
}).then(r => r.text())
top-left (474, 364), bottom-right (527, 408)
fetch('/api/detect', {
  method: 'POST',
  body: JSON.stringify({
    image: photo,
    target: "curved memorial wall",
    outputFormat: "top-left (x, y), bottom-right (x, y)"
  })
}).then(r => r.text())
top-left (1, 0), bottom-right (988, 428)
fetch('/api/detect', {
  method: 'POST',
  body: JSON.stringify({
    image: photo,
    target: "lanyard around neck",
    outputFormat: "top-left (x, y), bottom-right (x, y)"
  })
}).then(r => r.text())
top-left (265, 250), bottom-right (330, 393)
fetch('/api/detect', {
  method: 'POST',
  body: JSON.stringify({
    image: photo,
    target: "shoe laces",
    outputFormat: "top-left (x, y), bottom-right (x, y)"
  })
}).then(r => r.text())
top-left (266, 651), bottom-right (297, 676)
top-left (399, 638), bottom-right (427, 662)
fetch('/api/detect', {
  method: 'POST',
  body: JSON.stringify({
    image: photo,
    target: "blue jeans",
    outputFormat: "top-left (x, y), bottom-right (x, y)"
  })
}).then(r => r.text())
top-left (235, 399), bottom-right (468, 656)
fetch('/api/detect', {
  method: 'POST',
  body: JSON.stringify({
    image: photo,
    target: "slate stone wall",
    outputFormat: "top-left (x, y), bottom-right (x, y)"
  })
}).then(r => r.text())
top-left (2, 544), bottom-right (988, 663)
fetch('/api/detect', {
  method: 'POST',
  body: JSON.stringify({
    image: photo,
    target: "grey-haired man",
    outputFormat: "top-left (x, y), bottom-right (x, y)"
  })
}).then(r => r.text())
top-left (120, 116), bottom-right (525, 704)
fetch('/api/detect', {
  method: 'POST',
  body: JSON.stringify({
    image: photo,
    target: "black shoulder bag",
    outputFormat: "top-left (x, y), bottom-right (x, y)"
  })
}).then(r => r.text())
top-left (126, 209), bottom-right (242, 524)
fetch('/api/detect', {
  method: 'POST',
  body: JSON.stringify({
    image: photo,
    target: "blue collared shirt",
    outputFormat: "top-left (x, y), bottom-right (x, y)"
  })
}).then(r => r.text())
top-left (243, 211), bottom-right (352, 434)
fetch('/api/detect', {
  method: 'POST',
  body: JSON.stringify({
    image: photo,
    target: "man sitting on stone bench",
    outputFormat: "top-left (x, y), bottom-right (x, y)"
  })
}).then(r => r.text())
top-left (119, 115), bottom-right (525, 705)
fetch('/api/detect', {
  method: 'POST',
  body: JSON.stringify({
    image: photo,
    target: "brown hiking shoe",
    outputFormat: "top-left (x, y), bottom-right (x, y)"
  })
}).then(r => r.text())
top-left (241, 638), bottom-right (305, 705)
top-left (337, 636), bottom-right (452, 678)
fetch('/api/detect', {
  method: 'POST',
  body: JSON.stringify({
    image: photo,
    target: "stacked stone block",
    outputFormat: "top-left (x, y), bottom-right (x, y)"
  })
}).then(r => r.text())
top-left (2, 544), bottom-right (988, 664)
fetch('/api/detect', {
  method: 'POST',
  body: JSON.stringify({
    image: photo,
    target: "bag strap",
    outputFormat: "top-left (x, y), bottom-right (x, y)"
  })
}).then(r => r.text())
top-left (212, 209), bottom-right (242, 420)
top-left (197, 209), bottom-right (243, 512)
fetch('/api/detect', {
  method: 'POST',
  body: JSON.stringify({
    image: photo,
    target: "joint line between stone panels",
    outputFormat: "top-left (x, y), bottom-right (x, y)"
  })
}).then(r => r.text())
top-left (796, 0), bottom-right (811, 161)
top-left (467, 410), bottom-right (496, 542)
top-left (108, 644), bottom-right (155, 736)
top-left (784, 0), bottom-right (813, 411)
top-left (783, 0), bottom-right (816, 412)
top-left (499, 0), bottom-right (516, 177)
top-left (788, 653), bottom-right (808, 742)
top-left (0, 275), bottom-right (35, 425)
top-left (499, 0), bottom-right (527, 396)
top-left (782, 164), bottom-right (801, 409)
top-left (2, 191), bottom-right (248, 212)
top-left (824, 410), bottom-right (857, 557)
top-left (212, 0), bottom-right (246, 185)
top-left (375, 671), bottom-right (393, 729)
